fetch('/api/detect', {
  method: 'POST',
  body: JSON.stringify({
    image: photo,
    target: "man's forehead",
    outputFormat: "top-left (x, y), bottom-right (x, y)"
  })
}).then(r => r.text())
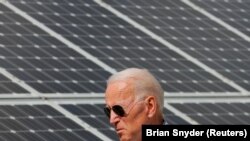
top-left (105, 80), bottom-right (135, 100)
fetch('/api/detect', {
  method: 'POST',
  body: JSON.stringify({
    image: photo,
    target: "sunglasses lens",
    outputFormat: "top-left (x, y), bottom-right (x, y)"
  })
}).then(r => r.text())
top-left (112, 105), bottom-right (125, 117)
top-left (103, 105), bottom-right (126, 118)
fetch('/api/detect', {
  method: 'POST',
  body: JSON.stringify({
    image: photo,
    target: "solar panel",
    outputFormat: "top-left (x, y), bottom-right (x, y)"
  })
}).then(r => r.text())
top-left (0, 104), bottom-right (102, 141)
top-left (6, 0), bottom-right (243, 93)
top-left (0, 2), bottom-right (111, 94)
top-left (62, 104), bottom-right (119, 141)
top-left (163, 107), bottom-right (190, 125)
top-left (192, 0), bottom-right (250, 36)
top-left (170, 102), bottom-right (250, 124)
top-left (0, 73), bottom-right (28, 94)
top-left (104, 0), bottom-right (250, 92)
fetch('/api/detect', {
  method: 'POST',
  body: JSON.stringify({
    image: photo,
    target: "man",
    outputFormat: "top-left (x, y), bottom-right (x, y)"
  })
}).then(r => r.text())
top-left (104, 68), bottom-right (165, 141)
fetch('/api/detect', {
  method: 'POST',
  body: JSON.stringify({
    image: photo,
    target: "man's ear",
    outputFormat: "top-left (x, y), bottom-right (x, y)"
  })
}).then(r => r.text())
top-left (145, 96), bottom-right (157, 118)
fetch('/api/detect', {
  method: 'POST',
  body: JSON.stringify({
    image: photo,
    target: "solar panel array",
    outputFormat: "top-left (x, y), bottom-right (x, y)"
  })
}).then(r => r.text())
top-left (0, 0), bottom-right (250, 140)
top-left (0, 104), bottom-right (102, 141)
top-left (104, 0), bottom-right (250, 92)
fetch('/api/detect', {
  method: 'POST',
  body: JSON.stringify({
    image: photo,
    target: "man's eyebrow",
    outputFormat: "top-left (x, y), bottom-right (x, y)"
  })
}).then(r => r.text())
top-left (108, 97), bottom-right (133, 108)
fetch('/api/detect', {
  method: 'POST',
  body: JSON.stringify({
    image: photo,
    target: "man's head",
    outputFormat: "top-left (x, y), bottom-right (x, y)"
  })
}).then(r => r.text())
top-left (104, 68), bottom-right (164, 141)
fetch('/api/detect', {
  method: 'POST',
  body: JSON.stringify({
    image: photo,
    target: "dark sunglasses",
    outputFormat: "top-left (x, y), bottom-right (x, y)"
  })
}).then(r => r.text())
top-left (104, 105), bottom-right (126, 118)
top-left (103, 98), bottom-right (146, 118)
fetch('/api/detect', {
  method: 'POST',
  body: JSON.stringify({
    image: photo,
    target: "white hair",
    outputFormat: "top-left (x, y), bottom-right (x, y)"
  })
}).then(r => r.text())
top-left (107, 68), bottom-right (164, 113)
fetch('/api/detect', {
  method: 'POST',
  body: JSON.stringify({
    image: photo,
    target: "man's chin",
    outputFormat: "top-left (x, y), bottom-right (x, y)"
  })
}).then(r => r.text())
top-left (119, 134), bottom-right (130, 141)
top-left (120, 134), bottom-right (139, 141)
top-left (120, 136), bottom-right (129, 141)
top-left (118, 131), bottom-right (139, 141)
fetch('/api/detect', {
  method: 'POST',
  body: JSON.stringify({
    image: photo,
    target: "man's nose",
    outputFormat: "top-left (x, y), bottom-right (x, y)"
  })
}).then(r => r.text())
top-left (109, 110), bottom-right (120, 125)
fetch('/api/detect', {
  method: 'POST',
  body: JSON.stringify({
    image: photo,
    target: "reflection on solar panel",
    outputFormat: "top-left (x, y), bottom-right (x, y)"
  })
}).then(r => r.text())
top-left (0, 0), bottom-right (249, 140)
